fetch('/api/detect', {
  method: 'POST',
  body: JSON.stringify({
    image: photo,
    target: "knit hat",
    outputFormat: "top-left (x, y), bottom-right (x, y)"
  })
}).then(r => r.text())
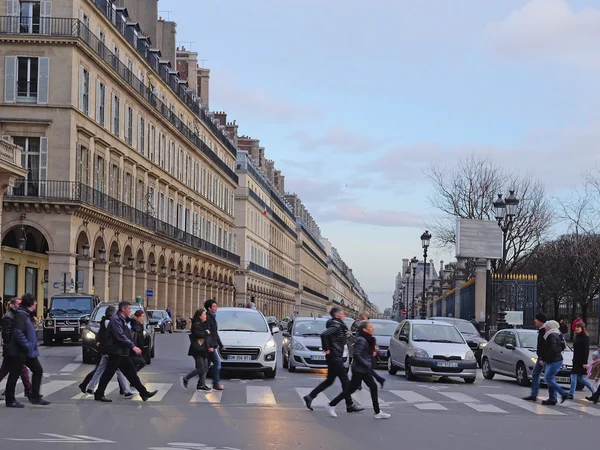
top-left (543, 320), bottom-right (560, 330)
top-left (535, 312), bottom-right (548, 323)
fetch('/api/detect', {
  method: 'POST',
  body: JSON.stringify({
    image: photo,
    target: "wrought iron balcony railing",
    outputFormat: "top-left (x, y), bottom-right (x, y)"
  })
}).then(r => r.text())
top-left (303, 285), bottom-right (329, 301)
top-left (6, 180), bottom-right (240, 265)
top-left (241, 261), bottom-right (299, 289)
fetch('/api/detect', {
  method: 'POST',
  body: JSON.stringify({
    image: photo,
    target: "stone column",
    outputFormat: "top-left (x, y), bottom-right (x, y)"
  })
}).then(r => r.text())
top-left (136, 268), bottom-right (147, 305)
top-left (122, 266), bottom-right (136, 302)
top-left (454, 258), bottom-right (466, 319)
top-left (157, 274), bottom-right (168, 310)
top-left (146, 271), bottom-right (159, 309)
top-left (199, 280), bottom-right (207, 308)
top-left (474, 258), bottom-right (489, 327)
top-left (48, 252), bottom-right (77, 299)
top-left (192, 279), bottom-right (200, 312)
top-left (94, 261), bottom-right (110, 302)
top-left (78, 257), bottom-right (94, 295)
top-left (185, 277), bottom-right (194, 320)
top-left (167, 276), bottom-right (177, 317)
top-left (109, 264), bottom-right (123, 302)
top-left (177, 275), bottom-right (185, 320)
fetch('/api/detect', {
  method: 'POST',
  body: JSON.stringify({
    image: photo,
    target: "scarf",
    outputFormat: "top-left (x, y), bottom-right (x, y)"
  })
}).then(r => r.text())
top-left (543, 328), bottom-right (560, 340)
top-left (587, 359), bottom-right (600, 379)
top-left (359, 329), bottom-right (376, 352)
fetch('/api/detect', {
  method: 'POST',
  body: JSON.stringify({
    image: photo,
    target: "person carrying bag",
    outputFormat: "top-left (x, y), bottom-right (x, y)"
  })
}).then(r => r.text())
top-left (181, 309), bottom-right (211, 392)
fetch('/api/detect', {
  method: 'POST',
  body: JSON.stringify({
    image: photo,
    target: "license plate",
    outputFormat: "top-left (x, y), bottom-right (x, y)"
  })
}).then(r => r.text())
top-left (227, 355), bottom-right (252, 361)
top-left (436, 361), bottom-right (459, 368)
top-left (556, 376), bottom-right (570, 383)
top-left (60, 327), bottom-right (75, 332)
top-left (310, 355), bottom-right (326, 361)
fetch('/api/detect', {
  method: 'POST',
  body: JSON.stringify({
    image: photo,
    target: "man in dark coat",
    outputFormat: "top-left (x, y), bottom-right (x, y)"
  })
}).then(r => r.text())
top-left (523, 312), bottom-right (548, 402)
top-left (204, 299), bottom-right (225, 391)
top-left (0, 297), bottom-right (32, 398)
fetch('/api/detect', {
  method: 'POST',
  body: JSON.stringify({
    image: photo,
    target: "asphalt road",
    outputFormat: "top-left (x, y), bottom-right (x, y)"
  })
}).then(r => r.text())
top-left (0, 332), bottom-right (596, 449)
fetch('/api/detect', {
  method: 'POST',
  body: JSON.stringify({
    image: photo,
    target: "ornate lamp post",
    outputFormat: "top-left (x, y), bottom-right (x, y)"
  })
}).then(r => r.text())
top-left (493, 190), bottom-right (520, 330)
top-left (410, 256), bottom-right (418, 319)
top-left (420, 230), bottom-right (432, 319)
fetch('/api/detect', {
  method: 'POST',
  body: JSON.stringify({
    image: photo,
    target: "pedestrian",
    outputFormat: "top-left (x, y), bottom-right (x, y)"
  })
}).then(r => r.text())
top-left (204, 299), bottom-right (224, 391)
top-left (541, 320), bottom-right (570, 405)
top-left (326, 321), bottom-right (390, 419)
top-left (559, 319), bottom-right (568, 341)
top-left (93, 301), bottom-right (157, 403)
top-left (181, 308), bottom-right (211, 391)
top-left (130, 310), bottom-right (147, 372)
top-left (0, 298), bottom-right (32, 399)
top-left (4, 293), bottom-right (49, 407)
top-left (303, 306), bottom-right (363, 413)
top-left (569, 321), bottom-right (595, 398)
top-left (349, 311), bottom-right (384, 390)
top-left (166, 307), bottom-right (173, 319)
top-left (523, 312), bottom-right (548, 402)
top-left (585, 350), bottom-right (600, 403)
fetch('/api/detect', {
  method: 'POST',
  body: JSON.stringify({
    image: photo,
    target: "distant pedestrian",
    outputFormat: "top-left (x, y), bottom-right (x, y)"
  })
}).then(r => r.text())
top-left (303, 306), bottom-right (363, 414)
top-left (523, 312), bottom-right (548, 402)
top-left (541, 320), bottom-right (570, 405)
top-left (181, 308), bottom-right (211, 391)
top-left (569, 321), bottom-right (595, 398)
top-left (326, 321), bottom-right (390, 419)
top-left (204, 299), bottom-right (225, 391)
top-left (166, 307), bottom-right (173, 319)
top-left (0, 298), bottom-right (32, 399)
top-left (585, 350), bottom-right (600, 403)
top-left (559, 319), bottom-right (568, 340)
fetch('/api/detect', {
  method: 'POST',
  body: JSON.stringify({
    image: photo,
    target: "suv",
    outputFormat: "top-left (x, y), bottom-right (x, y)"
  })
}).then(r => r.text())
top-left (43, 294), bottom-right (100, 346)
top-left (81, 302), bottom-right (156, 365)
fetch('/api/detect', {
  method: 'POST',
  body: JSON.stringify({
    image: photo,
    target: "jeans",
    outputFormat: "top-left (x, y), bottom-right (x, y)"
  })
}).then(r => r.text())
top-left (94, 354), bottom-right (149, 399)
top-left (5, 356), bottom-right (43, 404)
top-left (544, 360), bottom-right (567, 401)
top-left (87, 355), bottom-right (129, 393)
top-left (307, 357), bottom-right (353, 407)
top-left (209, 351), bottom-right (221, 386)
top-left (0, 356), bottom-right (32, 395)
top-left (569, 374), bottom-right (595, 396)
top-left (184, 355), bottom-right (209, 387)
top-left (530, 360), bottom-right (543, 397)
top-left (330, 370), bottom-right (380, 414)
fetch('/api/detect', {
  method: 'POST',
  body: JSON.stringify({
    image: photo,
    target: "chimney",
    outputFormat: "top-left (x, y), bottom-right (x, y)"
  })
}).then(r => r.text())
top-left (265, 160), bottom-right (275, 184)
top-left (277, 174), bottom-right (285, 194)
top-left (258, 147), bottom-right (265, 168)
top-left (429, 259), bottom-right (434, 279)
top-left (402, 258), bottom-right (409, 274)
top-left (213, 111), bottom-right (227, 126)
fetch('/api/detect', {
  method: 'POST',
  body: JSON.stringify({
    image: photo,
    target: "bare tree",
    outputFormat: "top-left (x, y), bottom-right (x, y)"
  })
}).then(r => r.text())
top-left (426, 154), bottom-right (554, 275)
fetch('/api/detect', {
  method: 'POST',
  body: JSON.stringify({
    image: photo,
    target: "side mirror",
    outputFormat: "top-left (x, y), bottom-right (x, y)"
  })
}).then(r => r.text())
top-left (399, 335), bottom-right (408, 342)
top-left (282, 331), bottom-right (290, 338)
top-left (505, 343), bottom-right (515, 350)
top-left (272, 326), bottom-right (280, 334)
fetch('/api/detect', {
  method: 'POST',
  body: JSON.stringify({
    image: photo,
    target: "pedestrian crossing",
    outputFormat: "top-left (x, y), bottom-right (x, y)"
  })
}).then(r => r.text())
top-left (4, 378), bottom-right (600, 417)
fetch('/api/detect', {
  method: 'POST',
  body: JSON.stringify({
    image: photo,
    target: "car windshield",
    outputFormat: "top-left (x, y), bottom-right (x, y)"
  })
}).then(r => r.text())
top-left (217, 310), bottom-right (269, 332)
top-left (437, 319), bottom-right (479, 336)
top-left (293, 321), bottom-right (327, 336)
top-left (148, 311), bottom-right (167, 319)
top-left (50, 297), bottom-right (93, 313)
top-left (517, 333), bottom-right (538, 349)
top-left (412, 324), bottom-right (465, 344)
top-left (371, 321), bottom-right (398, 336)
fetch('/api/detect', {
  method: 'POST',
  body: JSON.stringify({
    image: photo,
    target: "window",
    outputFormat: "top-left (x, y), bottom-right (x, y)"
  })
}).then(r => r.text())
top-left (493, 332), bottom-right (506, 346)
top-left (79, 66), bottom-right (90, 115)
top-left (109, 163), bottom-right (120, 199)
top-left (138, 115), bottom-right (145, 154)
top-left (14, 56), bottom-right (38, 102)
top-left (98, 29), bottom-right (106, 57)
top-left (124, 105), bottom-right (133, 146)
top-left (14, 136), bottom-right (47, 196)
top-left (94, 155), bottom-right (105, 192)
top-left (19, 1), bottom-right (41, 33)
top-left (148, 186), bottom-right (156, 216)
top-left (111, 93), bottom-right (120, 136)
top-left (76, 144), bottom-right (90, 185)
top-left (95, 80), bottom-right (106, 126)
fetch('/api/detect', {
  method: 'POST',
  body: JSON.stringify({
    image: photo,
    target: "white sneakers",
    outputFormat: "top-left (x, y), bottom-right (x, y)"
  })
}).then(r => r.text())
top-left (325, 405), bottom-right (337, 417)
top-left (325, 404), bottom-right (391, 419)
top-left (374, 412), bottom-right (391, 420)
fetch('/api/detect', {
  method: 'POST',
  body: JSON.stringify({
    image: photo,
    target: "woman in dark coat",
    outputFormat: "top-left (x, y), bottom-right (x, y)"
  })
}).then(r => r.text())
top-left (181, 308), bottom-right (211, 391)
top-left (569, 321), bottom-right (595, 397)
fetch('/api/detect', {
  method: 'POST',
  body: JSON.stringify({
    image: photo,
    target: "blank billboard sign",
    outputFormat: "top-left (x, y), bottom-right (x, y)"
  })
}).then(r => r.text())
top-left (455, 218), bottom-right (503, 259)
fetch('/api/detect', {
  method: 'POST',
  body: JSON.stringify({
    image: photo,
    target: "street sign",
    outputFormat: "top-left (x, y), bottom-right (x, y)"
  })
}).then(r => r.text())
top-left (402, 309), bottom-right (407, 315)
top-left (136, 296), bottom-right (143, 304)
top-left (146, 289), bottom-right (154, 297)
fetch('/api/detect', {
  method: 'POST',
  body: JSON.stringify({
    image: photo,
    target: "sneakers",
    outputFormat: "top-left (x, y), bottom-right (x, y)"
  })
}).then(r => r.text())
top-left (123, 392), bottom-right (136, 399)
top-left (6, 401), bottom-right (24, 408)
top-left (346, 404), bottom-right (365, 413)
top-left (29, 397), bottom-right (51, 406)
top-left (213, 384), bottom-right (224, 391)
top-left (374, 411), bottom-right (391, 420)
top-left (325, 404), bottom-right (337, 418)
top-left (180, 377), bottom-right (188, 390)
top-left (197, 385), bottom-right (212, 392)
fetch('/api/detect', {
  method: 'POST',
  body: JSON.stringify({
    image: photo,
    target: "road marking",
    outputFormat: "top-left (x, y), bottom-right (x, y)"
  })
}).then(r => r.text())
top-left (60, 363), bottom-right (81, 373)
top-left (132, 383), bottom-right (173, 402)
top-left (189, 390), bottom-right (223, 403)
top-left (487, 394), bottom-right (565, 415)
top-left (414, 403), bottom-right (448, 410)
top-left (74, 355), bottom-right (82, 362)
top-left (72, 382), bottom-right (119, 400)
top-left (351, 389), bottom-right (390, 407)
top-left (564, 403), bottom-right (600, 416)
top-left (438, 392), bottom-right (480, 403)
top-left (17, 380), bottom-right (77, 398)
top-left (3, 433), bottom-right (116, 444)
top-left (388, 390), bottom-right (432, 403)
top-left (295, 387), bottom-right (330, 408)
top-left (246, 386), bottom-right (276, 405)
top-left (463, 403), bottom-right (507, 413)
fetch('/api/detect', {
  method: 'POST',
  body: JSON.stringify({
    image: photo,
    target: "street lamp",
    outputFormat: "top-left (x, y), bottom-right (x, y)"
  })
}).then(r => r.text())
top-left (410, 256), bottom-right (418, 319)
top-left (420, 230), bottom-right (432, 319)
top-left (161, 265), bottom-right (167, 276)
top-left (114, 252), bottom-right (121, 266)
top-left (98, 248), bottom-right (107, 263)
top-left (151, 262), bottom-right (157, 274)
top-left (493, 190), bottom-right (520, 330)
top-left (82, 243), bottom-right (90, 258)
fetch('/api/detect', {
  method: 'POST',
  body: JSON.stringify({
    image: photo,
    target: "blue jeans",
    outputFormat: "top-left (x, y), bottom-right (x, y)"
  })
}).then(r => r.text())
top-left (530, 360), bottom-right (543, 397)
top-left (569, 374), bottom-right (595, 396)
top-left (544, 360), bottom-right (567, 401)
top-left (209, 350), bottom-right (221, 385)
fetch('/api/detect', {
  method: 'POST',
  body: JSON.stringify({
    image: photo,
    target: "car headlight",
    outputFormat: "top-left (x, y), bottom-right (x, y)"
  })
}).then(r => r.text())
top-left (292, 341), bottom-right (306, 351)
top-left (530, 357), bottom-right (537, 364)
top-left (265, 338), bottom-right (276, 350)
top-left (479, 342), bottom-right (487, 348)
top-left (413, 348), bottom-right (429, 358)
top-left (45, 320), bottom-right (53, 327)
top-left (465, 350), bottom-right (475, 360)
top-left (83, 330), bottom-right (95, 340)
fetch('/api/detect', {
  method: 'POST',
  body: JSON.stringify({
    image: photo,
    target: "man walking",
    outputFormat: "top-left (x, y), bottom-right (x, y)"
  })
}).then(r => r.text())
top-left (94, 301), bottom-right (157, 403)
top-left (303, 306), bottom-right (363, 413)
top-left (0, 297), bottom-right (32, 399)
top-left (4, 294), bottom-right (49, 407)
top-left (523, 312), bottom-right (548, 402)
top-left (205, 299), bottom-right (224, 391)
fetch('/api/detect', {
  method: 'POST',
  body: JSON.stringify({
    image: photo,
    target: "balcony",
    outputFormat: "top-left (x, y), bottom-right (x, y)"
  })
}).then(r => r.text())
top-left (303, 286), bottom-right (329, 301)
top-left (0, 16), bottom-right (238, 184)
top-left (241, 260), bottom-right (299, 289)
top-left (6, 180), bottom-right (240, 265)
top-left (247, 188), bottom-right (297, 239)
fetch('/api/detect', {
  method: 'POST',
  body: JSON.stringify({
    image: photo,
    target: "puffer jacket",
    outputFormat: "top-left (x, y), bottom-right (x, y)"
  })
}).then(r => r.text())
top-left (1, 308), bottom-right (16, 354)
top-left (320, 318), bottom-right (348, 359)
top-left (351, 335), bottom-right (372, 374)
top-left (545, 332), bottom-right (565, 364)
top-left (7, 307), bottom-right (39, 359)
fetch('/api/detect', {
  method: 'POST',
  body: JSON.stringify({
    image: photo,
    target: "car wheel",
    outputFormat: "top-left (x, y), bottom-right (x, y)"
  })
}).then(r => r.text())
top-left (265, 368), bottom-right (277, 379)
top-left (387, 355), bottom-right (398, 375)
top-left (464, 377), bottom-right (476, 384)
top-left (405, 357), bottom-right (416, 381)
top-left (482, 357), bottom-right (495, 380)
top-left (282, 352), bottom-right (288, 369)
top-left (516, 362), bottom-right (530, 387)
top-left (143, 348), bottom-right (151, 365)
top-left (71, 336), bottom-right (80, 343)
top-left (43, 334), bottom-right (52, 347)
top-left (151, 343), bottom-right (155, 359)
top-left (288, 360), bottom-right (296, 372)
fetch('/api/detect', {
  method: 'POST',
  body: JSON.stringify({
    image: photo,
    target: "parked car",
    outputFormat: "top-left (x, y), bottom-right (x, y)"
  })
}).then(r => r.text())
top-left (215, 307), bottom-right (278, 378)
top-left (429, 317), bottom-right (488, 367)
top-left (82, 302), bottom-right (156, 365)
top-left (147, 310), bottom-right (173, 333)
top-left (280, 317), bottom-right (290, 331)
top-left (266, 316), bottom-right (280, 333)
top-left (370, 319), bottom-right (399, 367)
top-left (43, 294), bottom-right (100, 346)
top-left (281, 317), bottom-right (349, 372)
top-left (481, 328), bottom-right (581, 389)
top-left (387, 319), bottom-right (478, 383)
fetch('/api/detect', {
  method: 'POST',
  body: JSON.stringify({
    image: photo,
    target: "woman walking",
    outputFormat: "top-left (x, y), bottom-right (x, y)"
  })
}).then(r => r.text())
top-left (542, 320), bottom-right (570, 405)
top-left (569, 321), bottom-right (595, 398)
top-left (181, 309), bottom-right (211, 391)
top-left (326, 321), bottom-right (390, 419)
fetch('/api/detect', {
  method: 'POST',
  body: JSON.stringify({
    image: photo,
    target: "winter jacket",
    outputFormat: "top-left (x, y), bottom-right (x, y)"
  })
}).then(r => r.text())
top-left (571, 334), bottom-right (589, 376)
top-left (130, 320), bottom-right (145, 350)
top-left (320, 318), bottom-right (348, 359)
top-left (351, 335), bottom-right (372, 374)
top-left (1, 308), bottom-right (17, 354)
top-left (206, 311), bottom-right (223, 350)
top-left (559, 323), bottom-right (568, 334)
top-left (105, 313), bottom-right (135, 357)
top-left (545, 332), bottom-right (565, 364)
top-left (7, 307), bottom-right (39, 359)
top-left (536, 327), bottom-right (548, 361)
top-left (188, 320), bottom-right (210, 357)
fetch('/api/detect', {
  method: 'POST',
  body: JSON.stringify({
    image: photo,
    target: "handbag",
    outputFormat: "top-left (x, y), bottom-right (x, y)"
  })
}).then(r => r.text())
top-left (189, 331), bottom-right (208, 353)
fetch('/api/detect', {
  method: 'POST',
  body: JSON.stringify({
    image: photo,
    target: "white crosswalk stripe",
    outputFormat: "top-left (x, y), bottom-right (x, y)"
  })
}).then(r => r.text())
top-left (246, 386), bottom-right (276, 405)
top-left (17, 380), bottom-right (77, 398)
top-left (295, 387), bottom-right (330, 408)
top-left (486, 394), bottom-right (565, 415)
top-left (72, 382), bottom-right (119, 400)
top-left (414, 403), bottom-right (448, 411)
top-left (388, 390), bottom-right (433, 402)
top-left (564, 403), bottom-right (600, 416)
top-left (60, 363), bottom-right (81, 373)
top-left (190, 390), bottom-right (222, 403)
top-left (132, 383), bottom-right (173, 402)
top-left (351, 389), bottom-right (390, 408)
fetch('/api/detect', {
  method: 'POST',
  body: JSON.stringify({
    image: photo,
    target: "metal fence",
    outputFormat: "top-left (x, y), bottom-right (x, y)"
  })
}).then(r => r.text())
top-left (487, 273), bottom-right (537, 330)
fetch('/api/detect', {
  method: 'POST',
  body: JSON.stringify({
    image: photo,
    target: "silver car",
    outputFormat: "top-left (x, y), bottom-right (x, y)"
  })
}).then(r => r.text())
top-left (282, 317), bottom-right (349, 372)
top-left (387, 319), bottom-right (478, 383)
top-left (481, 329), bottom-right (579, 388)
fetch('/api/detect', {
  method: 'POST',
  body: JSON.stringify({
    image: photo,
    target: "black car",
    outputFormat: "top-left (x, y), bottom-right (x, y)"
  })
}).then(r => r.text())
top-left (82, 302), bottom-right (156, 365)
top-left (147, 310), bottom-right (173, 333)
top-left (43, 294), bottom-right (100, 346)
top-left (429, 317), bottom-right (488, 367)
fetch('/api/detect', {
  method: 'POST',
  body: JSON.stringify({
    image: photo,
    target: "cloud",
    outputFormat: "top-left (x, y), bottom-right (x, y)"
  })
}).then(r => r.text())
top-left (485, 0), bottom-right (600, 68)
top-left (287, 127), bottom-right (387, 154)
top-left (317, 202), bottom-right (424, 228)
top-left (284, 177), bottom-right (346, 203)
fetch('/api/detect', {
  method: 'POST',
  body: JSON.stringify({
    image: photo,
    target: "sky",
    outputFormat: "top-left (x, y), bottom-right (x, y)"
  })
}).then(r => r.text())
top-left (161, 0), bottom-right (600, 311)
